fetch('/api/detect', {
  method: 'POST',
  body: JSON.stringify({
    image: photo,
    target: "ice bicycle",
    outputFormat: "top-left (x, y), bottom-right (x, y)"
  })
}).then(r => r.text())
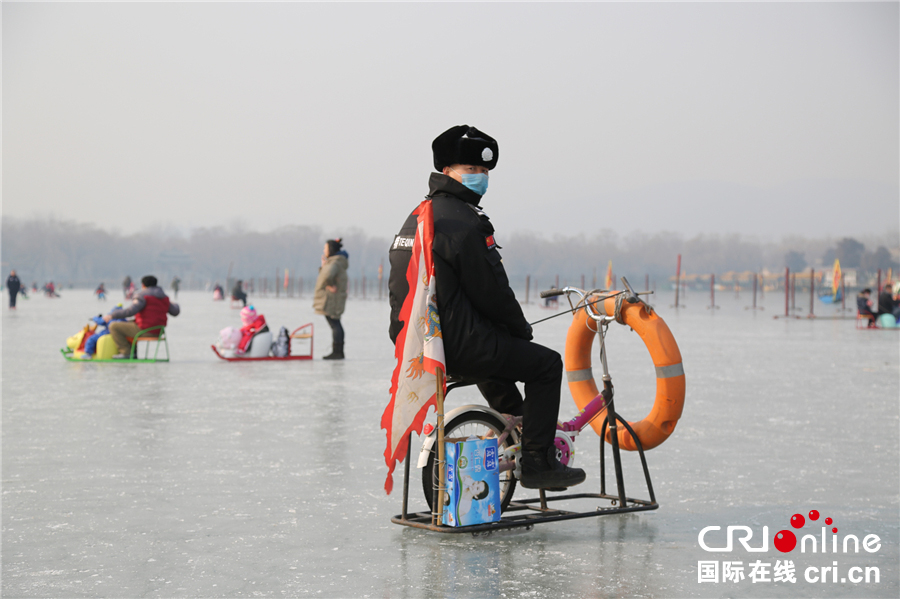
top-left (391, 278), bottom-right (686, 533)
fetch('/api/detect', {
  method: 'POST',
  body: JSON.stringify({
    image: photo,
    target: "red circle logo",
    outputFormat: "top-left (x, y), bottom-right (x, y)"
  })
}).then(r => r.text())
top-left (774, 530), bottom-right (797, 553)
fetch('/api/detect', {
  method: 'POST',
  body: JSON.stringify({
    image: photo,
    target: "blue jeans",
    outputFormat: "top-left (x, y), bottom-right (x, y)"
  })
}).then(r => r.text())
top-left (84, 330), bottom-right (109, 355)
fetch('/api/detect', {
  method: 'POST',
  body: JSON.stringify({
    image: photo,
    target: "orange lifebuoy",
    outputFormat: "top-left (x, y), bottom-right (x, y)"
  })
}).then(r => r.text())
top-left (565, 294), bottom-right (685, 451)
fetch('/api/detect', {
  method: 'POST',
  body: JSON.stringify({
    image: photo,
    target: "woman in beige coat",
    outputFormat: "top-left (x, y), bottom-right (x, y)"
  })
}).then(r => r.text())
top-left (313, 238), bottom-right (349, 359)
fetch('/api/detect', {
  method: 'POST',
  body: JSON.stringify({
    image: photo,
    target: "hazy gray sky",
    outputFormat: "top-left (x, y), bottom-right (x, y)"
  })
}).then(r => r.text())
top-left (4, 2), bottom-right (898, 240)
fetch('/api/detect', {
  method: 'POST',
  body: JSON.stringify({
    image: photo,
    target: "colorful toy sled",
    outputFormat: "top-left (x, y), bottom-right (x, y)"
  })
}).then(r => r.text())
top-left (61, 325), bottom-right (169, 363)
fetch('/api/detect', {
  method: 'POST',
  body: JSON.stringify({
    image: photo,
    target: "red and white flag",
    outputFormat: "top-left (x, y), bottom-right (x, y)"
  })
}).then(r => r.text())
top-left (832, 258), bottom-right (842, 298)
top-left (381, 200), bottom-right (446, 494)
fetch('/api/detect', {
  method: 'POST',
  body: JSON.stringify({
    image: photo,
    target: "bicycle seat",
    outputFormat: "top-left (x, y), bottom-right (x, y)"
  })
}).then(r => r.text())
top-left (444, 374), bottom-right (503, 395)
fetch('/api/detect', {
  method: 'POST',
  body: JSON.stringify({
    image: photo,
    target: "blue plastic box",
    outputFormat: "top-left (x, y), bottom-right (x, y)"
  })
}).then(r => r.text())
top-left (442, 437), bottom-right (501, 527)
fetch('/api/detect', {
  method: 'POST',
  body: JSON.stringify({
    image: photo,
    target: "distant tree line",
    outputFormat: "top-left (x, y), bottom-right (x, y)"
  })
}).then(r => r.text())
top-left (2, 217), bottom-right (897, 290)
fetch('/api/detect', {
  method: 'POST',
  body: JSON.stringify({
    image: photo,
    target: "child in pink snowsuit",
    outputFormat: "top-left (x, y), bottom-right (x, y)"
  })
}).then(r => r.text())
top-left (236, 306), bottom-right (268, 355)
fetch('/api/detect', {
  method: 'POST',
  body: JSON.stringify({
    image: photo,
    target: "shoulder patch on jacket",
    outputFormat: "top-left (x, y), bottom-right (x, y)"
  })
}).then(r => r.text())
top-left (485, 235), bottom-right (500, 251)
top-left (391, 235), bottom-right (415, 251)
top-left (466, 203), bottom-right (488, 218)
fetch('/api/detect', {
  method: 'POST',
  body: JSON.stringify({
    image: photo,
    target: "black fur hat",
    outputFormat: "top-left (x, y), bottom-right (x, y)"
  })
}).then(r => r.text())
top-left (432, 125), bottom-right (499, 172)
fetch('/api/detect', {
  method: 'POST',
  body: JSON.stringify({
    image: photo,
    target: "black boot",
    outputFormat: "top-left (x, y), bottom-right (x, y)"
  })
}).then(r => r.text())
top-left (519, 447), bottom-right (586, 490)
top-left (323, 343), bottom-right (344, 360)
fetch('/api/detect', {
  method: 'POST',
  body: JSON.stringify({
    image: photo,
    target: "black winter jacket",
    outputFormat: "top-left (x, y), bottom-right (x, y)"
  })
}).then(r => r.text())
top-left (389, 173), bottom-right (531, 378)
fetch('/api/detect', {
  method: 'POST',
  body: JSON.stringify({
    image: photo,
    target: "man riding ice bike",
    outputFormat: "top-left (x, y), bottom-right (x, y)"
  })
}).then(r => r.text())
top-left (388, 125), bottom-right (585, 490)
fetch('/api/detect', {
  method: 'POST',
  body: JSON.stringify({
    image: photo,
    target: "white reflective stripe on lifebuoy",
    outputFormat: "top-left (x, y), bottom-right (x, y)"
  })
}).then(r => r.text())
top-left (655, 363), bottom-right (685, 379)
top-left (566, 368), bottom-right (593, 383)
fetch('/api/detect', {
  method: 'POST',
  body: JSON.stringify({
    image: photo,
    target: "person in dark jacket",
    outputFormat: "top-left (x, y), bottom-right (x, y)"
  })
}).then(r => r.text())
top-left (105, 275), bottom-right (180, 358)
top-left (876, 285), bottom-right (896, 319)
top-left (388, 125), bottom-right (585, 490)
top-left (893, 283), bottom-right (900, 321)
top-left (6, 270), bottom-right (21, 309)
top-left (857, 288), bottom-right (876, 327)
top-left (232, 280), bottom-right (248, 307)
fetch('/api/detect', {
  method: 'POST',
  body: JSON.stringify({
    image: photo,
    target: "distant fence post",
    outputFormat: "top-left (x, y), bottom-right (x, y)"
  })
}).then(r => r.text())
top-left (791, 273), bottom-right (796, 311)
top-left (809, 269), bottom-right (815, 317)
top-left (784, 267), bottom-right (790, 317)
top-left (378, 261), bottom-right (384, 301)
top-left (752, 273), bottom-right (757, 310)
top-left (674, 254), bottom-right (682, 308)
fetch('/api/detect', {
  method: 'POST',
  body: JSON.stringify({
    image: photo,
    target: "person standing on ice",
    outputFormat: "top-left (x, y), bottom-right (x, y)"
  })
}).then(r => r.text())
top-left (313, 238), bottom-right (349, 360)
top-left (388, 125), bottom-right (585, 490)
top-left (6, 270), bottom-right (21, 309)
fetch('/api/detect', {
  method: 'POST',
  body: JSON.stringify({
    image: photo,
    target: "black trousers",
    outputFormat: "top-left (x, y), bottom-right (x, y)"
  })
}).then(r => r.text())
top-left (8, 289), bottom-right (18, 307)
top-left (325, 316), bottom-right (344, 348)
top-left (473, 338), bottom-right (562, 453)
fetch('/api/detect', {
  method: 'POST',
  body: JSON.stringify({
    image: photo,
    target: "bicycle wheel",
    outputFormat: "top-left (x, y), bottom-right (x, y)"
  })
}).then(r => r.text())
top-left (421, 410), bottom-right (517, 514)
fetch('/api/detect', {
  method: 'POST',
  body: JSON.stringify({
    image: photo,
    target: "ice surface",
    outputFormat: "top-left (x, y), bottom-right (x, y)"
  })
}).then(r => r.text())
top-left (3, 288), bottom-right (898, 597)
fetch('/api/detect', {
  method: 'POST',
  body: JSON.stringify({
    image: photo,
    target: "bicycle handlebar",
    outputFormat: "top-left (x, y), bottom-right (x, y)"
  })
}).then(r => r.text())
top-left (544, 284), bottom-right (649, 321)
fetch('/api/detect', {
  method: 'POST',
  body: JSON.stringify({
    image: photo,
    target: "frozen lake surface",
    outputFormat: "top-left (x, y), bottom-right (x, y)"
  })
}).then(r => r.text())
top-left (3, 288), bottom-right (898, 597)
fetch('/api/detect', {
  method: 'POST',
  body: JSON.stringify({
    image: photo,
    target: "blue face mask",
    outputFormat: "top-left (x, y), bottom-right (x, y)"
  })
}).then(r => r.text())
top-left (453, 170), bottom-right (489, 196)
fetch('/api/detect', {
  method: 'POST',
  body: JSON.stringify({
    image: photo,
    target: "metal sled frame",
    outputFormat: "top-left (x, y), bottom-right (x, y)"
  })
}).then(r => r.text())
top-left (391, 382), bottom-right (658, 534)
top-left (210, 323), bottom-right (314, 361)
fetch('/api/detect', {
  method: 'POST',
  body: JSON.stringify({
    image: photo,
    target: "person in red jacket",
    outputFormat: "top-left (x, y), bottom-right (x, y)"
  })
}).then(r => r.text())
top-left (235, 305), bottom-right (269, 356)
top-left (105, 275), bottom-right (180, 359)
